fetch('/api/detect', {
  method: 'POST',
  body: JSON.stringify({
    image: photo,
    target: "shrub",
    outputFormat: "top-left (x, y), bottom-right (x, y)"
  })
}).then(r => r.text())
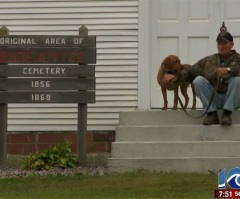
top-left (22, 141), bottom-right (78, 170)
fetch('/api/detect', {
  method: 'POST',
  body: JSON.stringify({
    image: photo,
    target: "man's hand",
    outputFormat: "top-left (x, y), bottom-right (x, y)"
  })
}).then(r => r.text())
top-left (164, 74), bottom-right (177, 83)
top-left (214, 67), bottom-right (229, 77)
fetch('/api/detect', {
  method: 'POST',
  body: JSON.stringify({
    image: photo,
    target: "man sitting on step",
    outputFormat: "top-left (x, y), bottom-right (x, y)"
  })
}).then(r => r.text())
top-left (178, 22), bottom-right (240, 125)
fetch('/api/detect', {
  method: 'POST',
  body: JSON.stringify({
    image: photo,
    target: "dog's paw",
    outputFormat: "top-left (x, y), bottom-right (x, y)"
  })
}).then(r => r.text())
top-left (171, 107), bottom-right (178, 110)
top-left (161, 107), bottom-right (167, 110)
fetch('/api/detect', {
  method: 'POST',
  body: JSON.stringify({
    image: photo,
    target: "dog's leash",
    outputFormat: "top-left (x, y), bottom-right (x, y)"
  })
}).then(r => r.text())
top-left (177, 75), bottom-right (226, 118)
top-left (177, 90), bottom-right (215, 118)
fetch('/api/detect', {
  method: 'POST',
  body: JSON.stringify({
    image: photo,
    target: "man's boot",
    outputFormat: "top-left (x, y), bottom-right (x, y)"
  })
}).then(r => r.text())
top-left (221, 109), bottom-right (232, 125)
top-left (203, 111), bottom-right (219, 125)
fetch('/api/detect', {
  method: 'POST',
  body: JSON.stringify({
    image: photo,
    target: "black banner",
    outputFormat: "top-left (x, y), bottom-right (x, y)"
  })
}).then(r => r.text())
top-left (0, 91), bottom-right (95, 103)
top-left (0, 35), bottom-right (96, 47)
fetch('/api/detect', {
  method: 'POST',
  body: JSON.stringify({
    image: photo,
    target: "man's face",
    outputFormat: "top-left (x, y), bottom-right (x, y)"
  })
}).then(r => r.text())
top-left (217, 40), bottom-right (233, 56)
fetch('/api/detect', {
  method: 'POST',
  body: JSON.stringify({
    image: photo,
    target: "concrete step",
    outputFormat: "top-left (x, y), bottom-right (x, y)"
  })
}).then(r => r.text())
top-left (108, 157), bottom-right (240, 173)
top-left (119, 110), bottom-right (240, 125)
top-left (111, 141), bottom-right (240, 158)
top-left (116, 125), bottom-right (240, 141)
top-left (108, 109), bottom-right (240, 173)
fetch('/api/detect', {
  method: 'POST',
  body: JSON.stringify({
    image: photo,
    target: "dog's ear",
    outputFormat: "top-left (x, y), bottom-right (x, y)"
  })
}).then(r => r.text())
top-left (161, 63), bottom-right (166, 72)
top-left (161, 56), bottom-right (170, 70)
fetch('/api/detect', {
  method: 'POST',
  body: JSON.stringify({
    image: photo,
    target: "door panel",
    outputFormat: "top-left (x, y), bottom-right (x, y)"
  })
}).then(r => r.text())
top-left (150, 0), bottom-right (240, 108)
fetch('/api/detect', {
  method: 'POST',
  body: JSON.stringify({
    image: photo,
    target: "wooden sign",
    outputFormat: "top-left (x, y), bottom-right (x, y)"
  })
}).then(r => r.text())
top-left (0, 77), bottom-right (95, 90)
top-left (0, 65), bottom-right (95, 77)
top-left (0, 47), bottom-right (96, 64)
top-left (0, 91), bottom-right (95, 103)
top-left (0, 35), bottom-right (96, 47)
top-left (0, 25), bottom-right (96, 167)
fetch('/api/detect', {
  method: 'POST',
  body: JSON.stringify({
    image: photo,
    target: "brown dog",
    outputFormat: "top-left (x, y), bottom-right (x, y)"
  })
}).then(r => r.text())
top-left (157, 55), bottom-right (196, 110)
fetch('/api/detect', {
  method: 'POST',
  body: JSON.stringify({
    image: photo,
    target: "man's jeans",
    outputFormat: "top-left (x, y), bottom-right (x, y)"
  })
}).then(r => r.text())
top-left (193, 76), bottom-right (240, 112)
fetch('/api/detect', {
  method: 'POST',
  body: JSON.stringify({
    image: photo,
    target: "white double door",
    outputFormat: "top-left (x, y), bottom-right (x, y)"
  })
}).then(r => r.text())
top-left (150, 0), bottom-right (240, 108)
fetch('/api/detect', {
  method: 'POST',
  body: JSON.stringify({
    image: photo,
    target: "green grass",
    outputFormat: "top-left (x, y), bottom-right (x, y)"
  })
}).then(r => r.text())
top-left (0, 172), bottom-right (217, 199)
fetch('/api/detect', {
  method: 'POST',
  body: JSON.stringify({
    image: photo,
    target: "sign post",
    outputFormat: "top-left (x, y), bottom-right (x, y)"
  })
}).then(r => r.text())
top-left (0, 25), bottom-right (96, 167)
top-left (0, 26), bottom-right (8, 168)
top-left (78, 25), bottom-right (89, 166)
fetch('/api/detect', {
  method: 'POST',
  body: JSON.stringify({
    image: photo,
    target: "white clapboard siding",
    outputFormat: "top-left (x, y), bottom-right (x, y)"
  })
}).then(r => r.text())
top-left (0, 0), bottom-right (138, 131)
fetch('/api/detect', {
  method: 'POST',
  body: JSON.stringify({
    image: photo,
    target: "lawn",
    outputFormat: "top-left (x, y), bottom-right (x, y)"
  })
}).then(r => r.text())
top-left (0, 171), bottom-right (218, 199)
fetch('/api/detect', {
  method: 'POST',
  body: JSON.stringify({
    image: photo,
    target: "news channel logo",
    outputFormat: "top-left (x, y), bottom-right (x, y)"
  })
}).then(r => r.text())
top-left (218, 167), bottom-right (240, 189)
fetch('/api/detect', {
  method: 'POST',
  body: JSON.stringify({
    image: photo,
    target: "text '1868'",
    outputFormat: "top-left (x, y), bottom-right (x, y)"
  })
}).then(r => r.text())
top-left (31, 93), bottom-right (51, 101)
